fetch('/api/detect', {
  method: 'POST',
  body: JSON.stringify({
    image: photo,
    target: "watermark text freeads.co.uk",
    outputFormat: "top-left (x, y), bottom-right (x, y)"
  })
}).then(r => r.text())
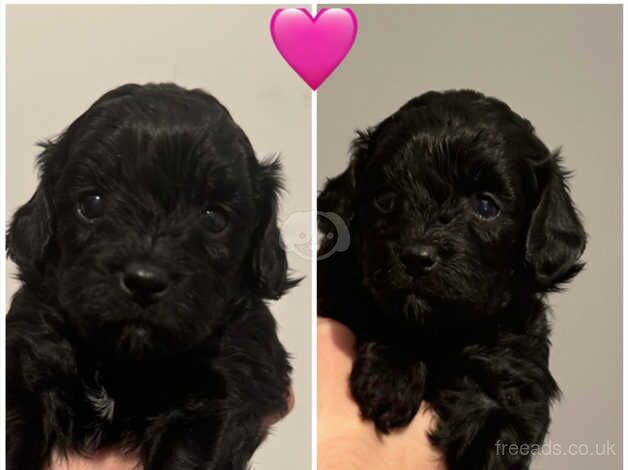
top-left (496, 439), bottom-right (616, 457)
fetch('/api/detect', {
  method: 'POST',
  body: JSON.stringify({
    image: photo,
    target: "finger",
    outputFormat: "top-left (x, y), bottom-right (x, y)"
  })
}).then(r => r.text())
top-left (318, 317), bottom-right (356, 396)
top-left (317, 317), bottom-right (356, 369)
top-left (318, 318), bottom-right (367, 440)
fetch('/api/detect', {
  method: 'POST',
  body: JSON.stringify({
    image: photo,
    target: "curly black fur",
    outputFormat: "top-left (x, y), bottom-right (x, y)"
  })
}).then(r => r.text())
top-left (7, 83), bottom-right (298, 470)
top-left (318, 90), bottom-right (586, 470)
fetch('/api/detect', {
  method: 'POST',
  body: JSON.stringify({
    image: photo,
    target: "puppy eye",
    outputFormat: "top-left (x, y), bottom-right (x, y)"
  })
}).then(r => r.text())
top-left (373, 192), bottom-right (396, 213)
top-left (78, 193), bottom-right (105, 221)
top-left (203, 207), bottom-right (229, 233)
top-left (471, 194), bottom-right (501, 219)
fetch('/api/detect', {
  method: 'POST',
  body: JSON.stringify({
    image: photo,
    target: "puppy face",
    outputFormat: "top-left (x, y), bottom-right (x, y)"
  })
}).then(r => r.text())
top-left (9, 83), bottom-right (292, 357)
top-left (319, 90), bottom-right (586, 325)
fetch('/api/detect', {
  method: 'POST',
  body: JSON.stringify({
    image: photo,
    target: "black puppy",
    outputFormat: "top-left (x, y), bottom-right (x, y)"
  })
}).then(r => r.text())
top-left (7, 83), bottom-right (296, 470)
top-left (318, 90), bottom-right (585, 470)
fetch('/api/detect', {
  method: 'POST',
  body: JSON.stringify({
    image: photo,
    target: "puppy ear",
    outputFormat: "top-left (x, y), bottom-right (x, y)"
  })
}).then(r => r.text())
top-left (252, 157), bottom-right (298, 300)
top-left (318, 164), bottom-right (356, 233)
top-left (7, 183), bottom-right (52, 276)
top-left (525, 154), bottom-right (586, 289)
top-left (7, 143), bottom-right (58, 278)
top-left (317, 130), bottom-right (369, 233)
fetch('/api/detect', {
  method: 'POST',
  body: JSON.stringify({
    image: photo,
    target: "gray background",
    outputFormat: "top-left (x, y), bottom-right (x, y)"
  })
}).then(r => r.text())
top-left (318, 5), bottom-right (621, 469)
top-left (6, 5), bottom-right (311, 469)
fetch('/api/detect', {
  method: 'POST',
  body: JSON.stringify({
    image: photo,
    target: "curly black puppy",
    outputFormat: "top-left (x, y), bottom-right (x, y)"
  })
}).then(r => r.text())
top-left (7, 83), bottom-right (297, 470)
top-left (318, 90), bottom-right (586, 470)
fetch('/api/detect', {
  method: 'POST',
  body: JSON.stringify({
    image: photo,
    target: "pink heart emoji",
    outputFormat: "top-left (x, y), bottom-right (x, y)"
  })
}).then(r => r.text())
top-left (271, 8), bottom-right (358, 90)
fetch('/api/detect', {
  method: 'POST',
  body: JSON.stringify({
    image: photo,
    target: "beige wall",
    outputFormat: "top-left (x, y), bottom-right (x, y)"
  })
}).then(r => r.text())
top-left (6, 5), bottom-right (311, 469)
top-left (318, 5), bottom-right (621, 469)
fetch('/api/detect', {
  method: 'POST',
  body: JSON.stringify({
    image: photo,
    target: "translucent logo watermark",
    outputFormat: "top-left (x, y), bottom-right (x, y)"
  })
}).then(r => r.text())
top-left (281, 211), bottom-right (350, 260)
top-left (495, 438), bottom-right (617, 457)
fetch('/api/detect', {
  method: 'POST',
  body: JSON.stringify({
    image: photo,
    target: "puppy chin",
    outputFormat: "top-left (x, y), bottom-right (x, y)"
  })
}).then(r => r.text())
top-left (115, 324), bottom-right (156, 359)
top-left (376, 288), bottom-right (493, 329)
top-left (371, 288), bottom-right (432, 325)
top-left (401, 294), bottom-right (431, 323)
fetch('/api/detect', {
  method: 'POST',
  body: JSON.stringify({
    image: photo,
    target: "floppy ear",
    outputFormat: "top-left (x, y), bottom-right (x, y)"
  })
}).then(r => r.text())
top-left (525, 154), bottom-right (586, 289)
top-left (317, 130), bottom-right (370, 234)
top-left (252, 157), bottom-right (298, 300)
top-left (7, 142), bottom-right (58, 278)
top-left (7, 183), bottom-right (52, 277)
top-left (318, 162), bottom-right (356, 232)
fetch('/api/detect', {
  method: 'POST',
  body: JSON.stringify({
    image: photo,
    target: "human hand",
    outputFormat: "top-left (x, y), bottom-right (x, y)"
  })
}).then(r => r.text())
top-left (318, 317), bottom-right (446, 470)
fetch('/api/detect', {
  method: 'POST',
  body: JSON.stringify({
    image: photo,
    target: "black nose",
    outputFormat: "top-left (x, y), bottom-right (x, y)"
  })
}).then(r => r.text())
top-left (121, 262), bottom-right (169, 304)
top-left (401, 245), bottom-right (439, 275)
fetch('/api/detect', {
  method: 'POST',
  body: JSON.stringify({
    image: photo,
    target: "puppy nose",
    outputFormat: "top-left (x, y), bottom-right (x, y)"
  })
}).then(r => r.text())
top-left (401, 245), bottom-right (439, 275)
top-left (121, 262), bottom-right (169, 303)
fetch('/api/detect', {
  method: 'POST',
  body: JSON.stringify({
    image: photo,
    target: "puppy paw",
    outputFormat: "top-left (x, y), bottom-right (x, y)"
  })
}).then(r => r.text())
top-left (429, 386), bottom-right (548, 470)
top-left (350, 342), bottom-right (426, 433)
